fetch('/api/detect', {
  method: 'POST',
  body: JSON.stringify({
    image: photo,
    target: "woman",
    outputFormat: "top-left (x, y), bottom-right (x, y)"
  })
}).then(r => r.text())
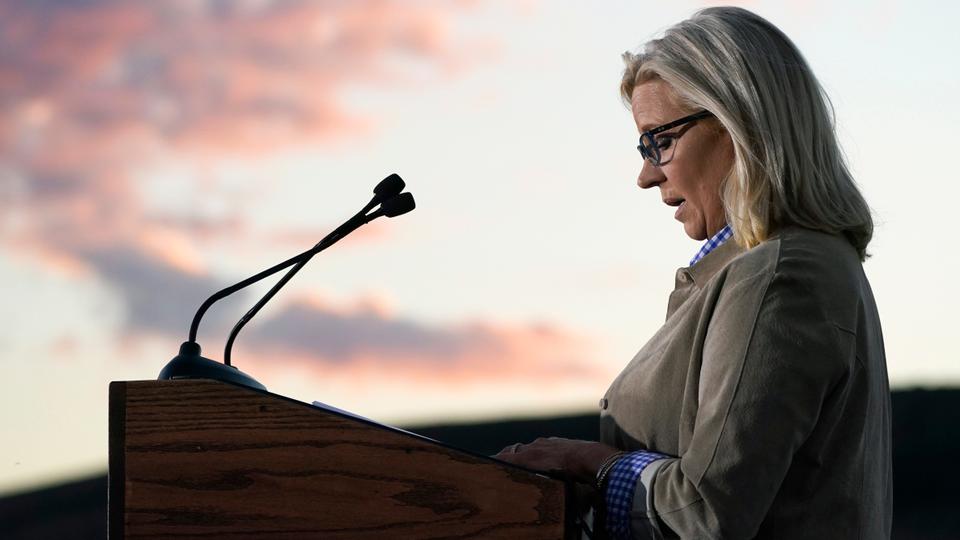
top-left (495, 7), bottom-right (891, 539)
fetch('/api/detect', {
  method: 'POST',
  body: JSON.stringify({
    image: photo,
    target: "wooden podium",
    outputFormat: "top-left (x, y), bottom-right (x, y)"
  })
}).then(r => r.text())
top-left (109, 379), bottom-right (577, 538)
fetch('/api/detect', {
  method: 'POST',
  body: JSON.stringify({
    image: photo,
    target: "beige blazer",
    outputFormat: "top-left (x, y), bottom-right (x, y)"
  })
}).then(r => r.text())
top-left (600, 226), bottom-right (892, 539)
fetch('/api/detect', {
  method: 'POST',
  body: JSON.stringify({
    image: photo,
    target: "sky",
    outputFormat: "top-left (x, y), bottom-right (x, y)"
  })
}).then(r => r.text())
top-left (1, 0), bottom-right (958, 495)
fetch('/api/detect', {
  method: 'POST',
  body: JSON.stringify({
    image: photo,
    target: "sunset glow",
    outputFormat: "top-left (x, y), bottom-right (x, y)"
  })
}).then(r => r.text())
top-left (1, 0), bottom-right (958, 496)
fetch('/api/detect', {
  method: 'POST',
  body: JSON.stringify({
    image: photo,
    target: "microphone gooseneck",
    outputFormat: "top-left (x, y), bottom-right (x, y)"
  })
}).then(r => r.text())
top-left (186, 175), bottom-right (407, 344)
top-left (222, 189), bottom-right (415, 366)
top-left (159, 173), bottom-right (415, 389)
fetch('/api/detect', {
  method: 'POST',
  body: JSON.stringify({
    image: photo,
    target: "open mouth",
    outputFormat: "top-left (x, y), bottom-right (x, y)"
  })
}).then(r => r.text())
top-left (664, 197), bottom-right (686, 220)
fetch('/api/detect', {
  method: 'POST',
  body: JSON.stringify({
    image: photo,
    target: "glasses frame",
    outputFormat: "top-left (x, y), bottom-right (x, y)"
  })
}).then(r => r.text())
top-left (637, 110), bottom-right (714, 167)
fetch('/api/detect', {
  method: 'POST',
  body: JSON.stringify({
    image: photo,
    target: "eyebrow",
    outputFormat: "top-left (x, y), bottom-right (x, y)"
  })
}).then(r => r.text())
top-left (639, 119), bottom-right (666, 132)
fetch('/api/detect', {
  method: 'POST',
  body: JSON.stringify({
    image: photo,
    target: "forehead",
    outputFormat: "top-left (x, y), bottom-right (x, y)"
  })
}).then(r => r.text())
top-left (630, 79), bottom-right (685, 131)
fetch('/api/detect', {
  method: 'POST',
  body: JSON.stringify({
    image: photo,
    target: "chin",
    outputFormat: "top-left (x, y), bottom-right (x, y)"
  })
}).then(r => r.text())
top-left (683, 222), bottom-right (708, 242)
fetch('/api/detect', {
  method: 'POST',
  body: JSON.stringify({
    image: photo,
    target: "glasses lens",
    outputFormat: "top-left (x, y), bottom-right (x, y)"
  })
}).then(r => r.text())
top-left (656, 134), bottom-right (678, 166)
top-left (638, 133), bottom-right (660, 166)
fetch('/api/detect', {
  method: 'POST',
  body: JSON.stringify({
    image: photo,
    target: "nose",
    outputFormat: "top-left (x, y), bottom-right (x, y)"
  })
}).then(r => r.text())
top-left (637, 159), bottom-right (665, 190)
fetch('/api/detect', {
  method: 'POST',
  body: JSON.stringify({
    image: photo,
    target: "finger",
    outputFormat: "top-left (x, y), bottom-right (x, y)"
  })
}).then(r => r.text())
top-left (496, 443), bottom-right (518, 455)
top-left (493, 443), bottom-right (521, 459)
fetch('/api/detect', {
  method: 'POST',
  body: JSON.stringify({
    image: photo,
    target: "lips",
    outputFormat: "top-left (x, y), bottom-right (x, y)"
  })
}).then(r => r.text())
top-left (663, 197), bottom-right (686, 221)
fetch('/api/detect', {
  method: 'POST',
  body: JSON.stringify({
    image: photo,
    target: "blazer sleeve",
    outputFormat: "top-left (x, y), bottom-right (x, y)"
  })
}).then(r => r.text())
top-left (634, 261), bottom-right (850, 538)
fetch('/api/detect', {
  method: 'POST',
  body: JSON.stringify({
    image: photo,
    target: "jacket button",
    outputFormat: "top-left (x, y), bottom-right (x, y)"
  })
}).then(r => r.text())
top-left (599, 398), bottom-right (608, 410)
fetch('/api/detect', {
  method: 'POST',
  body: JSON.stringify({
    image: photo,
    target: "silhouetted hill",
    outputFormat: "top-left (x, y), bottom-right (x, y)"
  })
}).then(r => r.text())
top-left (887, 388), bottom-right (960, 539)
top-left (0, 475), bottom-right (107, 539)
top-left (2, 388), bottom-right (958, 539)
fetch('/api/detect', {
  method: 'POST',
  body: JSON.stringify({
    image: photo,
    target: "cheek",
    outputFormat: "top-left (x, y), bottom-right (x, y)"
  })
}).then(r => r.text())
top-left (664, 132), bottom-right (732, 211)
top-left (695, 177), bottom-right (725, 216)
top-left (697, 141), bottom-right (732, 199)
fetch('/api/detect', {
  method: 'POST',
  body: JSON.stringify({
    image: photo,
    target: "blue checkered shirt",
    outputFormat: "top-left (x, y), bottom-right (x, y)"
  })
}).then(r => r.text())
top-left (603, 451), bottom-right (667, 538)
top-left (689, 224), bottom-right (733, 267)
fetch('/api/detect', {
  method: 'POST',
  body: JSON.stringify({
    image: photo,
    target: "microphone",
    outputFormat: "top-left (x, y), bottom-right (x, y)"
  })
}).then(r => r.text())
top-left (158, 174), bottom-right (415, 389)
top-left (373, 173), bottom-right (405, 201)
top-left (221, 190), bottom-right (416, 367)
top-left (365, 192), bottom-right (416, 221)
top-left (223, 190), bottom-right (417, 366)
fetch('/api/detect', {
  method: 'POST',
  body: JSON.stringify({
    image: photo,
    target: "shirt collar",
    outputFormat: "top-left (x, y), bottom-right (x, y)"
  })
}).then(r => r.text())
top-left (689, 225), bottom-right (733, 267)
top-left (681, 225), bottom-right (743, 288)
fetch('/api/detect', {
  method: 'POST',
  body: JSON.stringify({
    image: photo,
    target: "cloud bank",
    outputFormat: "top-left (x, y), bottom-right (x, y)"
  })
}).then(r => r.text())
top-left (1, 0), bottom-right (492, 336)
top-left (242, 296), bottom-right (602, 384)
top-left (0, 0), bottom-right (604, 389)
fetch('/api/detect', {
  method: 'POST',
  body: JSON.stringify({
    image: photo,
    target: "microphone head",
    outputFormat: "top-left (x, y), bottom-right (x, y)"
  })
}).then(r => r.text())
top-left (373, 173), bottom-right (405, 200)
top-left (381, 192), bottom-right (416, 217)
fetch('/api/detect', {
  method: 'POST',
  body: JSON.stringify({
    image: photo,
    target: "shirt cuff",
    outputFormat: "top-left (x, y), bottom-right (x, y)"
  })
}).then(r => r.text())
top-left (604, 451), bottom-right (667, 539)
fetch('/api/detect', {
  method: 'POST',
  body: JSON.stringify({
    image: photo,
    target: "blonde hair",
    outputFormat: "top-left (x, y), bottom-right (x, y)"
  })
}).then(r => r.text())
top-left (621, 7), bottom-right (873, 259)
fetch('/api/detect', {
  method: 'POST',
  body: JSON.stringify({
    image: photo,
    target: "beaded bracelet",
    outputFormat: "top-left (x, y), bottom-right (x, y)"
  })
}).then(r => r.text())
top-left (595, 451), bottom-right (627, 492)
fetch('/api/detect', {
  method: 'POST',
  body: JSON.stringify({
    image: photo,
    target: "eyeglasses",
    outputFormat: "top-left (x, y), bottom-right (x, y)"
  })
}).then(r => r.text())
top-left (637, 110), bottom-right (714, 167)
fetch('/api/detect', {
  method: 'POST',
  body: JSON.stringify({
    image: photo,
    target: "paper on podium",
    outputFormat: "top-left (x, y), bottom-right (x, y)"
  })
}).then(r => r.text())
top-left (311, 400), bottom-right (437, 441)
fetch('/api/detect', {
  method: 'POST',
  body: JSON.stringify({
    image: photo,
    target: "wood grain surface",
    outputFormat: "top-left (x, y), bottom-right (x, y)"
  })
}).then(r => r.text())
top-left (110, 379), bottom-right (570, 539)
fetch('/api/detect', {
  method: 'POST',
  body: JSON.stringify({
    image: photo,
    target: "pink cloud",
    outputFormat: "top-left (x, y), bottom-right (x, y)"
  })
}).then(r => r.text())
top-left (0, 0), bottom-right (501, 325)
top-left (236, 296), bottom-right (606, 385)
top-left (1, 0), bottom-right (490, 155)
top-left (3, 1), bottom-right (573, 395)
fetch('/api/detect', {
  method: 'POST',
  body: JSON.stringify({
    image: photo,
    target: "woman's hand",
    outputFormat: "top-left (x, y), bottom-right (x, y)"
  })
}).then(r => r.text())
top-left (493, 437), bottom-right (621, 485)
